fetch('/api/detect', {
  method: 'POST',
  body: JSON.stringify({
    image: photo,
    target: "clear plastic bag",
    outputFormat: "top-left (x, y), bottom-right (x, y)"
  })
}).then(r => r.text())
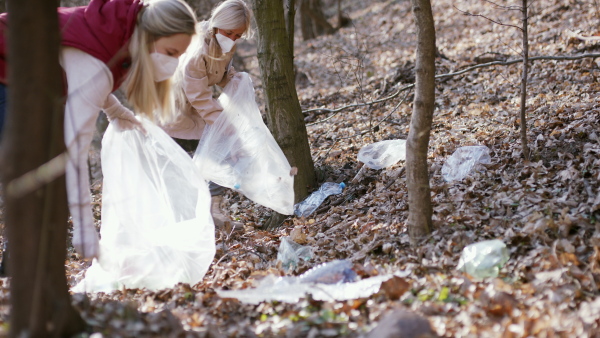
top-left (294, 182), bottom-right (345, 217)
top-left (457, 239), bottom-right (509, 279)
top-left (193, 73), bottom-right (294, 215)
top-left (216, 260), bottom-right (410, 304)
top-left (441, 145), bottom-right (491, 182)
top-left (73, 117), bottom-right (215, 292)
top-left (357, 139), bottom-right (407, 169)
top-left (277, 236), bottom-right (313, 271)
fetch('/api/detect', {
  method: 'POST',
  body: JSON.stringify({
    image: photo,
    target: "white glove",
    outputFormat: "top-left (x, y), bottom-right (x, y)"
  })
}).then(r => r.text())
top-left (103, 95), bottom-right (146, 133)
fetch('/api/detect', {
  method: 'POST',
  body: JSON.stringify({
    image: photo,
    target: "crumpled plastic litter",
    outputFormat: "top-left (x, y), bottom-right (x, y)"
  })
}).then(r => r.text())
top-left (294, 182), bottom-right (345, 217)
top-left (297, 259), bottom-right (357, 284)
top-left (457, 239), bottom-right (509, 279)
top-left (441, 145), bottom-right (492, 182)
top-left (217, 260), bottom-right (411, 304)
top-left (277, 236), bottom-right (313, 271)
top-left (357, 139), bottom-right (406, 169)
top-left (193, 72), bottom-right (294, 215)
top-left (72, 117), bottom-right (215, 293)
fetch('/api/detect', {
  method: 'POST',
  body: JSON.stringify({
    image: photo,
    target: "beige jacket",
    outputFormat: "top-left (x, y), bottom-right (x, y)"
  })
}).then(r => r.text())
top-left (164, 33), bottom-right (237, 140)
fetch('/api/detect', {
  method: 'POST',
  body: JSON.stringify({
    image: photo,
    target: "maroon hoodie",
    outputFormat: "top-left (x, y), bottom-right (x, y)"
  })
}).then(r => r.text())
top-left (0, 0), bottom-right (144, 91)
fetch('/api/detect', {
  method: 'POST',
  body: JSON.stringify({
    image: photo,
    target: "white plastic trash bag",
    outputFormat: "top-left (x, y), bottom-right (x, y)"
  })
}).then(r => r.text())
top-left (358, 139), bottom-right (406, 169)
top-left (441, 145), bottom-right (491, 182)
top-left (193, 72), bottom-right (294, 215)
top-left (73, 118), bottom-right (215, 292)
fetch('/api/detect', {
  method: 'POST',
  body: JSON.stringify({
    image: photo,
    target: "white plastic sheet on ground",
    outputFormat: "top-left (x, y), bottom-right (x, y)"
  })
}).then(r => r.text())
top-left (357, 139), bottom-right (406, 169)
top-left (216, 266), bottom-right (411, 304)
top-left (73, 118), bottom-right (215, 293)
top-left (441, 145), bottom-right (492, 182)
top-left (193, 72), bottom-right (294, 215)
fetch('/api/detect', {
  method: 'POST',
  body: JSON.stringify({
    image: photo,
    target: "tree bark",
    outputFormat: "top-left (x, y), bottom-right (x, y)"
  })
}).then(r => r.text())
top-left (406, 0), bottom-right (435, 244)
top-left (299, 0), bottom-right (334, 40)
top-left (519, 0), bottom-right (530, 160)
top-left (285, 0), bottom-right (296, 56)
top-left (251, 0), bottom-right (317, 228)
top-left (2, 0), bottom-right (85, 336)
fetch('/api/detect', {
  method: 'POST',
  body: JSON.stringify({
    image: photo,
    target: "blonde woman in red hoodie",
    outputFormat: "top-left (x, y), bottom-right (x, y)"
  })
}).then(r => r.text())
top-left (0, 0), bottom-right (197, 259)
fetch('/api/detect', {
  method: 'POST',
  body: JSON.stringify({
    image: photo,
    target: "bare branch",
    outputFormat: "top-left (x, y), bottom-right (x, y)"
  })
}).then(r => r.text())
top-left (481, 0), bottom-right (521, 11)
top-left (436, 53), bottom-right (600, 80)
top-left (335, 89), bottom-right (411, 140)
top-left (303, 53), bottom-right (600, 123)
top-left (453, 5), bottom-right (522, 31)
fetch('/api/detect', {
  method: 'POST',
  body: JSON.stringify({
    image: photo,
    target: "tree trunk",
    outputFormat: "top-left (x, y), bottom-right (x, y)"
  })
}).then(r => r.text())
top-left (251, 0), bottom-right (317, 228)
top-left (406, 0), bottom-right (435, 244)
top-left (299, 0), bottom-right (334, 40)
top-left (519, 0), bottom-right (530, 160)
top-left (2, 0), bottom-right (85, 336)
top-left (285, 0), bottom-right (296, 56)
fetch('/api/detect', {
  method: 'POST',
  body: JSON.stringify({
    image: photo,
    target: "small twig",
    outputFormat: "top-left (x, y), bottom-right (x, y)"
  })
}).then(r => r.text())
top-left (481, 0), bottom-right (522, 11)
top-left (335, 90), bottom-right (410, 140)
top-left (315, 139), bottom-right (338, 165)
top-left (453, 5), bottom-right (522, 31)
top-left (384, 167), bottom-right (405, 190)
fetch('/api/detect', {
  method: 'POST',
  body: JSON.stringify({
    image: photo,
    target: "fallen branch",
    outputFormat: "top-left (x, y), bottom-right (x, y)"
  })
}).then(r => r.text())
top-left (304, 53), bottom-right (600, 125)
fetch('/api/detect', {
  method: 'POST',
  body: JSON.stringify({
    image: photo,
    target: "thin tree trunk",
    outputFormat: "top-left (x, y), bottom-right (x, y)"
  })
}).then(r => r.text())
top-left (285, 0), bottom-right (296, 56)
top-left (406, 0), bottom-right (435, 244)
top-left (519, 0), bottom-right (530, 160)
top-left (299, 0), bottom-right (334, 41)
top-left (2, 0), bottom-right (85, 336)
top-left (252, 0), bottom-right (317, 229)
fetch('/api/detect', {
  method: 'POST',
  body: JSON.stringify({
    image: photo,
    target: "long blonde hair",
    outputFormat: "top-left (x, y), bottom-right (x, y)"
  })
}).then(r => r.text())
top-left (205, 0), bottom-right (253, 71)
top-left (171, 0), bottom-right (252, 124)
top-left (125, 0), bottom-right (197, 123)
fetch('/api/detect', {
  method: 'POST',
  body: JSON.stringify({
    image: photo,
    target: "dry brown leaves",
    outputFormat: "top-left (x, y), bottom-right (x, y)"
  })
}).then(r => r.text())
top-left (1, 0), bottom-right (600, 336)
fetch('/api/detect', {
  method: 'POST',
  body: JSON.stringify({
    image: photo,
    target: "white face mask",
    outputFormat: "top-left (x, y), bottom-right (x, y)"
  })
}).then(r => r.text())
top-left (215, 33), bottom-right (236, 53)
top-left (150, 50), bottom-right (179, 82)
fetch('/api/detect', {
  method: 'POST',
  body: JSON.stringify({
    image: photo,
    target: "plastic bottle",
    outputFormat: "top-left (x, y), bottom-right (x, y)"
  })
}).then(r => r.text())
top-left (298, 259), bottom-right (357, 284)
top-left (457, 239), bottom-right (509, 279)
top-left (293, 182), bottom-right (346, 217)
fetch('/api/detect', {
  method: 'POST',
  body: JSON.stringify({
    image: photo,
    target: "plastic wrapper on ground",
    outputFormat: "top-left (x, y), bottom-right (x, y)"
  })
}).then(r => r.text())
top-left (357, 139), bottom-right (406, 169)
top-left (294, 182), bottom-right (345, 217)
top-left (457, 239), bottom-right (509, 279)
top-left (193, 72), bottom-right (294, 215)
top-left (217, 260), bottom-right (411, 304)
top-left (277, 236), bottom-right (313, 271)
top-left (441, 145), bottom-right (492, 182)
top-left (72, 117), bottom-right (215, 292)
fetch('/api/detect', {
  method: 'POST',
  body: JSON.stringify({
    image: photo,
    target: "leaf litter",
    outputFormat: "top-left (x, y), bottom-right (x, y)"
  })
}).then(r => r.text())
top-left (1, 0), bottom-right (600, 336)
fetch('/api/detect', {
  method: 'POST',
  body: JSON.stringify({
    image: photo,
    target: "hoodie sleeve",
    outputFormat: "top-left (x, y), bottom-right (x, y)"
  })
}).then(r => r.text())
top-left (61, 46), bottom-right (113, 259)
top-left (183, 51), bottom-right (223, 126)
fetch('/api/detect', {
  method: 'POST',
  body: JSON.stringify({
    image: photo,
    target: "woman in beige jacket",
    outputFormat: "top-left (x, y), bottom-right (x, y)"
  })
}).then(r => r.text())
top-left (165, 0), bottom-right (252, 232)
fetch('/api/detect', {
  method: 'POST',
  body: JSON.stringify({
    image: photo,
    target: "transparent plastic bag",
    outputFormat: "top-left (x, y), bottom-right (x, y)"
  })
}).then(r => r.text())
top-left (441, 145), bottom-right (491, 182)
top-left (457, 239), bottom-right (509, 279)
top-left (193, 73), bottom-right (294, 215)
top-left (358, 139), bottom-right (407, 169)
top-left (277, 236), bottom-right (313, 271)
top-left (73, 117), bottom-right (215, 292)
top-left (294, 182), bottom-right (345, 217)
top-left (216, 260), bottom-right (410, 304)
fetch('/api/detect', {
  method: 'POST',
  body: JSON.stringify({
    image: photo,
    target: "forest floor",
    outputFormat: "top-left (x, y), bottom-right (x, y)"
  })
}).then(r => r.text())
top-left (3, 0), bottom-right (600, 337)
